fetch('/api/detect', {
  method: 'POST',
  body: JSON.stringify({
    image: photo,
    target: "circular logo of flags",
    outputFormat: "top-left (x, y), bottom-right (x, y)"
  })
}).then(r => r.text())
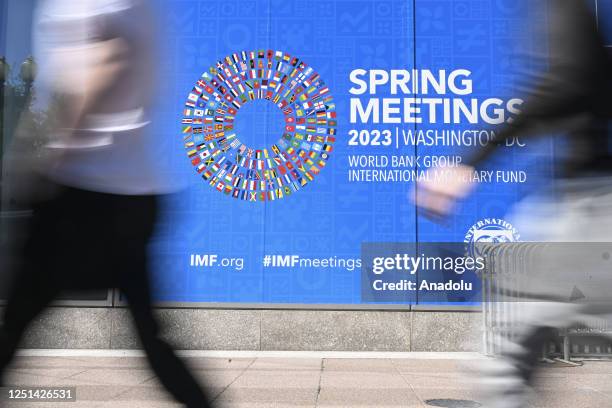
top-left (181, 50), bottom-right (337, 202)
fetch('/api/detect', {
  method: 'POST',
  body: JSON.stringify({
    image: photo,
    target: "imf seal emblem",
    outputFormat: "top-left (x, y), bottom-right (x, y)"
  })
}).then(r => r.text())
top-left (181, 50), bottom-right (336, 202)
top-left (464, 218), bottom-right (520, 258)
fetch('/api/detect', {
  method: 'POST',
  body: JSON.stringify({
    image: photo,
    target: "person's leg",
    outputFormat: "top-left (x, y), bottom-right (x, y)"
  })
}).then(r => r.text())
top-left (480, 301), bottom-right (582, 408)
top-left (0, 198), bottom-right (60, 385)
top-left (502, 325), bottom-right (556, 387)
top-left (480, 328), bottom-right (554, 408)
top-left (123, 285), bottom-right (212, 408)
top-left (0, 278), bottom-right (57, 385)
top-left (115, 195), bottom-right (212, 408)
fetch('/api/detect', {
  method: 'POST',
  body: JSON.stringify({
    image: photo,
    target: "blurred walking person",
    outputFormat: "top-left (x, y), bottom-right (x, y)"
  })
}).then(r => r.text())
top-left (0, 1), bottom-right (212, 407)
top-left (414, 0), bottom-right (612, 407)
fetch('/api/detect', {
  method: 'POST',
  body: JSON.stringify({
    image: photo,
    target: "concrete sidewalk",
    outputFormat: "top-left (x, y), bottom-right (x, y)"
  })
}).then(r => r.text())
top-left (2, 351), bottom-right (612, 407)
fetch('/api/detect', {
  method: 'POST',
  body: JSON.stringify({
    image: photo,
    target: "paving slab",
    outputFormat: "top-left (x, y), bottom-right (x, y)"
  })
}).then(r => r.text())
top-left (247, 358), bottom-right (321, 371)
top-left (316, 388), bottom-right (422, 406)
top-left (215, 387), bottom-right (318, 404)
top-left (62, 368), bottom-right (155, 386)
top-left (323, 358), bottom-right (395, 373)
top-left (230, 370), bottom-right (321, 389)
top-left (2, 353), bottom-right (612, 407)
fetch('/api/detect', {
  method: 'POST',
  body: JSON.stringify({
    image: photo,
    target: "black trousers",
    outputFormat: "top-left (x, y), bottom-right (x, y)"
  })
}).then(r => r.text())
top-left (0, 184), bottom-right (211, 408)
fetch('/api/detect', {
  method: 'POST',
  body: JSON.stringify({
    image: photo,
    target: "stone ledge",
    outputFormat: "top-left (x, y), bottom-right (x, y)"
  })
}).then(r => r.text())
top-left (1, 307), bottom-right (482, 352)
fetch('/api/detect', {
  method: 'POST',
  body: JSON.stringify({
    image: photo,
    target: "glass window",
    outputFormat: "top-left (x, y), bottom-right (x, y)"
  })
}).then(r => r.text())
top-left (0, 0), bottom-right (110, 305)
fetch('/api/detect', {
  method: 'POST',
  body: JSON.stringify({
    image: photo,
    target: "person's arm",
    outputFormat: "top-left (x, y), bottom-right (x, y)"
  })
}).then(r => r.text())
top-left (465, 0), bottom-right (605, 168)
top-left (413, 0), bottom-right (606, 217)
top-left (47, 37), bottom-right (129, 129)
top-left (34, 1), bottom-right (132, 130)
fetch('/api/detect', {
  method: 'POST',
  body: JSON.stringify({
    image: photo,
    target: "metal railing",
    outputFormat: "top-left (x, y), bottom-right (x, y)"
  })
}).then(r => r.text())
top-left (482, 242), bottom-right (612, 360)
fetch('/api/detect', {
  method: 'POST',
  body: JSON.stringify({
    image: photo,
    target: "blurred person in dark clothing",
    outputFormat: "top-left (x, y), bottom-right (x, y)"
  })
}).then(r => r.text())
top-left (0, 1), bottom-right (212, 407)
top-left (414, 0), bottom-right (612, 407)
